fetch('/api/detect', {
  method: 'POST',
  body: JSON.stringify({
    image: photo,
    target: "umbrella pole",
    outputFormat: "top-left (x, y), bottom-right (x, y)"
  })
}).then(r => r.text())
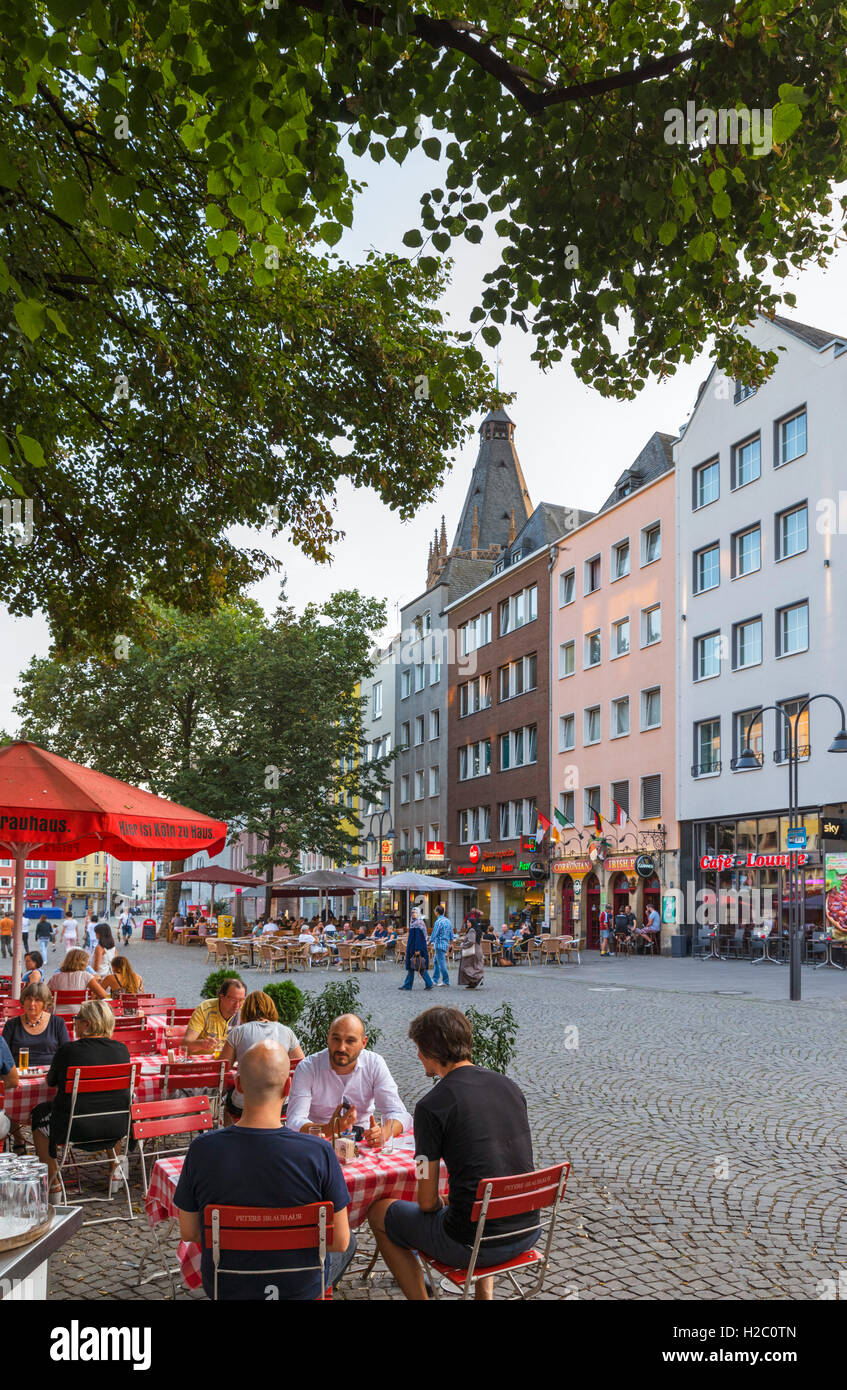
top-left (11, 849), bottom-right (26, 1000)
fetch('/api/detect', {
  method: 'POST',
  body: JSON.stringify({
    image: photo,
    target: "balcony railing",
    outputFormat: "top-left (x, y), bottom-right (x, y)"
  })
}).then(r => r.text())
top-left (691, 761), bottom-right (722, 777)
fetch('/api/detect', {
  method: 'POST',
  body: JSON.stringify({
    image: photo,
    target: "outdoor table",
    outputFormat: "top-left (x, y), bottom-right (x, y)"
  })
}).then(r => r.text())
top-left (0, 1204), bottom-right (82, 1300)
top-left (146, 1139), bottom-right (447, 1290)
top-left (814, 935), bottom-right (847, 971)
top-left (3, 1055), bottom-right (233, 1126)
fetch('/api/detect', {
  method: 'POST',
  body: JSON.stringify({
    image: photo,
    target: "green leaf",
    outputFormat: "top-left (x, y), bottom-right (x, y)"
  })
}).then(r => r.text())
top-left (45, 308), bottom-right (71, 336)
top-left (708, 169), bottom-right (726, 193)
top-left (481, 325), bottom-right (500, 346)
top-left (688, 232), bottom-right (716, 263)
top-left (52, 178), bottom-right (86, 225)
top-left (772, 103), bottom-right (803, 144)
top-left (464, 225), bottom-right (483, 244)
top-left (14, 299), bottom-right (47, 342)
top-left (402, 229), bottom-right (423, 248)
top-left (318, 222), bottom-right (343, 247)
top-left (16, 432), bottom-right (46, 467)
top-left (0, 152), bottom-right (20, 189)
top-left (218, 230), bottom-right (239, 255)
top-left (204, 204), bottom-right (227, 229)
top-left (658, 222), bottom-right (677, 245)
top-left (432, 231), bottom-right (451, 252)
top-left (422, 138), bottom-right (441, 159)
top-left (711, 191), bottom-right (731, 219)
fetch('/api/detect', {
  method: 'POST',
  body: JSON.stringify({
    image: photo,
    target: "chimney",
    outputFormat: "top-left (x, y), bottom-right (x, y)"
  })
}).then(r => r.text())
top-left (507, 508), bottom-right (517, 544)
top-left (470, 505), bottom-right (480, 556)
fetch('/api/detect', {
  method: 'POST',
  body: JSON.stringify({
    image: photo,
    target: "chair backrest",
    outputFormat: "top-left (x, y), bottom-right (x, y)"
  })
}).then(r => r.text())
top-left (337, 943), bottom-right (353, 960)
top-left (470, 1162), bottom-right (570, 1224)
top-left (204, 1202), bottom-right (334, 1298)
top-left (66, 1062), bottom-right (136, 1095)
top-left (119, 1032), bottom-right (157, 1052)
top-left (132, 1094), bottom-right (214, 1141)
top-left (162, 1027), bottom-right (187, 1050)
top-left (733, 928), bottom-right (746, 943)
top-left (53, 989), bottom-right (86, 1006)
top-left (168, 1008), bottom-right (194, 1026)
top-left (164, 1060), bottom-right (226, 1092)
top-left (136, 998), bottom-right (177, 1014)
top-left (1, 999), bottom-right (23, 1018)
top-left (113, 1015), bottom-right (143, 1030)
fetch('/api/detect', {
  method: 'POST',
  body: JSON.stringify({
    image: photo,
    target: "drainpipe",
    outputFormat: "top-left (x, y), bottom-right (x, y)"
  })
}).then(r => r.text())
top-left (547, 543), bottom-right (560, 931)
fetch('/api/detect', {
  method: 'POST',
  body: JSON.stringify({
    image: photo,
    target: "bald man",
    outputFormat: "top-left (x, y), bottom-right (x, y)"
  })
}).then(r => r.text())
top-left (174, 1041), bottom-right (356, 1299)
top-left (286, 1014), bottom-right (412, 1147)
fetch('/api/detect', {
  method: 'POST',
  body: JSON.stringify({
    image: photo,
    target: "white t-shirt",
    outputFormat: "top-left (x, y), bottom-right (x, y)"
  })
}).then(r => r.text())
top-left (62, 918), bottom-right (78, 946)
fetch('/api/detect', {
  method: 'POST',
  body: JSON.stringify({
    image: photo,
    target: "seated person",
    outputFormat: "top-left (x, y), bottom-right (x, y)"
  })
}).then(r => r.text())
top-left (511, 924), bottom-right (533, 956)
top-left (100, 954), bottom-right (144, 998)
top-left (368, 1007), bottom-right (540, 1300)
top-left (31, 999), bottom-right (131, 1195)
top-left (372, 922), bottom-right (388, 942)
top-left (3, 982), bottom-right (70, 1070)
top-left (47, 949), bottom-right (108, 1002)
top-left (298, 925), bottom-right (327, 959)
top-left (219, 990), bottom-right (304, 1123)
top-left (182, 979), bottom-right (246, 1055)
top-left (175, 1041), bottom-right (356, 1300)
top-left (499, 926), bottom-right (516, 962)
top-left (0, 1035), bottom-right (20, 1147)
top-left (613, 909), bottom-right (632, 947)
top-left (286, 1014), bottom-right (411, 1143)
top-left (481, 926), bottom-right (502, 960)
top-left (22, 950), bottom-right (45, 986)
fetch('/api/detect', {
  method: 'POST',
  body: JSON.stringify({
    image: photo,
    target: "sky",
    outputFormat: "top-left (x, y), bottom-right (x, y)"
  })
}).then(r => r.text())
top-left (2, 141), bottom-right (846, 730)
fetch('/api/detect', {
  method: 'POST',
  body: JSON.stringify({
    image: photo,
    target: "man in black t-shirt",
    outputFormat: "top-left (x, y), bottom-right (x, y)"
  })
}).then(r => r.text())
top-left (367, 1007), bottom-right (539, 1300)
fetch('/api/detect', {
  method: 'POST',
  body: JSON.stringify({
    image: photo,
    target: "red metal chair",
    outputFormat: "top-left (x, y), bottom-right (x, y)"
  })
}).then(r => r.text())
top-left (418, 1162), bottom-right (571, 1300)
top-left (167, 1007), bottom-right (194, 1027)
top-left (204, 1202), bottom-right (335, 1301)
top-left (162, 1059), bottom-right (227, 1123)
top-left (122, 1033), bottom-right (159, 1055)
top-left (135, 997), bottom-right (177, 1014)
top-left (52, 989), bottom-right (86, 1009)
top-left (55, 1062), bottom-right (138, 1224)
top-left (161, 1026), bottom-right (187, 1051)
top-left (113, 1015), bottom-right (144, 1031)
top-left (0, 998), bottom-right (22, 1019)
top-left (131, 1095), bottom-right (214, 1194)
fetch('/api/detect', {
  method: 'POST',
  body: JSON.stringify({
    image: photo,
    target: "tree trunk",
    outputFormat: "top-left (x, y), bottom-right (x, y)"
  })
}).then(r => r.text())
top-left (161, 859), bottom-right (185, 940)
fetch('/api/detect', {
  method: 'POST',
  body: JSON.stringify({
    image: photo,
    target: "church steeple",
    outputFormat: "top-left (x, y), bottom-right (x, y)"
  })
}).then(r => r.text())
top-left (450, 407), bottom-right (532, 556)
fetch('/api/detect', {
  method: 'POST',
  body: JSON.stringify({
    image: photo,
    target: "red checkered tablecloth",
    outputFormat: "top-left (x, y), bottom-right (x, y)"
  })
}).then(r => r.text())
top-left (3, 1057), bottom-right (167, 1126)
top-left (143, 1015), bottom-right (169, 1051)
top-left (146, 1143), bottom-right (444, 1290)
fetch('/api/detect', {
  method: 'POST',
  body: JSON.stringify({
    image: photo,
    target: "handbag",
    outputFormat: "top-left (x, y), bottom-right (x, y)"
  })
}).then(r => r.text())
top-left (410, 952), bottom-right (424, 973)
top-left (461, 934), bottom-right (477, 959)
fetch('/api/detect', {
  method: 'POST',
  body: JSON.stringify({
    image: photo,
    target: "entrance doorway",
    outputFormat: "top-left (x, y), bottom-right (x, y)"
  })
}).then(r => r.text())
top-left (642, 875), bottom-right (661, 921)
top-left (585, 873), bottom-right (600, 949)
top-left (612, 872), bottom-right (631, 919)
top-left (560, 876), bottom-right (574, 937)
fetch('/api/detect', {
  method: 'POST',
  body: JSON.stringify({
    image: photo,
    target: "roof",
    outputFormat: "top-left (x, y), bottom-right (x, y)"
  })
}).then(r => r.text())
top-left (399, 555), bottom-right (496, 615)
top-left (503, 501), bottom-right (595, 567)
top-left (770, 314), bottom-right (846, 351)
top-left (451, 411), bottom-right (533, 553)
top-left (597, 432), bottom-right (675, 513)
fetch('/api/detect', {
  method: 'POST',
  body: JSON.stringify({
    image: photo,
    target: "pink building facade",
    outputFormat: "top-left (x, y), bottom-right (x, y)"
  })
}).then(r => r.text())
top-left (549, 435), bottom-right (680, 950)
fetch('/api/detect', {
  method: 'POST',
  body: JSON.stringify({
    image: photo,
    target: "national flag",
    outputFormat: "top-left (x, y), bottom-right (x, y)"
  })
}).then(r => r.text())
top-left (535, 811), bottom-right (552, 844)
top-left (612, 800), bottom-right (628, 828)
top-left (590, 805), bottom-right (602, 835)
top-left (553, 806), bottom-right (574, 829)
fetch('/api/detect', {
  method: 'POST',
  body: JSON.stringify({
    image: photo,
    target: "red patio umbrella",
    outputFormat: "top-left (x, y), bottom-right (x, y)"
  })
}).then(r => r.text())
top-left (0, 741), bottom-right (228, 997)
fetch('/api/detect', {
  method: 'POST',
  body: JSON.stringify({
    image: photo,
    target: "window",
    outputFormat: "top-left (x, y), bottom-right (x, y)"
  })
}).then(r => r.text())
top-left (559, 714), bottom-right (575, 752)
top-left (733, 525), bottom-right (761, 578)
top-left (428, 823), bottom-right (439, 845)
top-left (612, 618), bottom-right (630, 658)
top-left (585, 556), bottom-right (601, 594)
top-left (400, 828), bottom-right (410, 853)
top-left (430, 657), bottom-right (441, 685)
top-left (641, 523), bottom-right (661, 565)
top-left (612, 540), bottom-right (630, 580)
top-left (459, 806), bottom-right (491, 844)
top-left (776, 504), bottom-right (808, 561)
top-left (429, 709), bottom-right (440, 739)
top-left (413, 826), bottom-right (424, 852)
top-left (776, 697), bottom-right (810, 762)
top-left (499, 799), bottom-right (535, 841)
top-left (372, 682), bottom-right (383, 719)
top-left (458, 673), bottom-right (492, 717)
top-left (499, 653), bottom-right (537, 701)
top-left (693, 719), bottom-right (721, 776)
top-left (694, 458), bottom-right (720, 509)
top-left (414, 716), bottom-right (424, 745)
top-left (642, 687), bottom-right (662, 729)
top-left (558, 791), bottom-right (575, 827)
top-left (734, 381), bottom-right (757, 404)
top-left (500, 725), bottom-right (537, 769)
top-left (459, 610), bottom-right (492, 655)
top-left (694, 632), bottom-right (722, 681)
top-left (584, 630), bottom-right (601, 668)
top-left (414, 662), bottom-right (426, 693)
top-left (732, 617), bottom-right (762, 670)
top-left (584, 706), bottom-right (601, 745)
top-left (400, 721), bottom-right (411, 747)
top-left (611, 696), bottom-right (630, 738)
top-left (641, 774), bottom-right (662, 818)
top-left (422, 610), bottom-right (432, 633)
top-left (558, 641), bottom-right (575, 678)
top-left (641, 605), bottom-right (661, 647)
top-left (459, 739), bottom-right (492, 780)
top-left (401, 668), bottom-right (411, 699)
top-left (76, 871), bottom-right (87, 887)
top-left (584, 786), bottom-right (601, 825)
top-left (777, 408), bottom-right (807, 466)
top-left (694, 543), bottom-right (720, 594)
top-left (400, 775), bottom-right (410, 804)
top-left (559, 569), bottom-right (575, 606)
top-left (499, 585), bottom-right (537, 635)
top-left (732, 434), bottom-right (761, 489)
top-left (429, 766), bottom-right (440, 796)
top-left (610, 781), bottom-right (629, 818)
top-left (776, 602), bottom-right (809, 657)
top-left (733, 709), bottom-right (763, 770)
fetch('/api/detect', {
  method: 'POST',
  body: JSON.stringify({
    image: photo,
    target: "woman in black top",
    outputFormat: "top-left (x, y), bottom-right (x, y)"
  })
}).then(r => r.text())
top-left (32, 999), bottom-right (131, 1191)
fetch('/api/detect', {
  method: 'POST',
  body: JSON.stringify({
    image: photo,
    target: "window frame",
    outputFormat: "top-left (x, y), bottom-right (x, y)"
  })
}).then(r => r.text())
top-left (731, 432), bottom-right (762, 491)
top-left (641, 686), bottom-right (662, 730)
top-left (558, 640), bottom-right (575, 679)
top-left (584, 705), bottom-right (601, 746)
top-left (611, 616), bottom-right (630, 659)
top-left (640, 521), bottom-right (662, 567)
top-left (732, 615), bottom-right (763, 671)
top-left (610, 695), bottom-right (630, 740)
top-left (775, 502), bottom-right (808, 562)
top-left (731, 523), bottom-right (762, 579)
top-left (693, 631), bottom-right (723, 683)
top-left (640, 774), bottom-right (662, 819)
top-left (641, 604), bottom-right (661, 648)
top-left (611, 539), bottom-right (630, 581)
top-left (775, 601), bottom-right (809, 659)
top-left (584, 554), bottom-right (602, 595)
top-left (693, 456), bottom-right (720, 510)
top-left (774, 405), bottom-right (807, 469)
top-left (559, 568), bottom-right (575, 607)
top-left (693, 541), bottom-right (721, 595)
top-left (584, 629), bottom-right (602, 669)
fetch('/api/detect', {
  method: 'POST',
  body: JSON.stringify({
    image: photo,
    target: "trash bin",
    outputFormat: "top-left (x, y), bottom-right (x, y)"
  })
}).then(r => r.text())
top-left (670, 933), bottom-right (691, 957)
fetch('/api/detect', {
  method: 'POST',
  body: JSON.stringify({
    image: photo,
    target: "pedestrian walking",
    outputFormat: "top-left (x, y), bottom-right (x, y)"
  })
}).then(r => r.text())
top-left (430, 903), bottom-right (454, 987)
top-left (34, 914), bottom-right (53, 959)
top-left (599, 904), bottom-right (612, 956)
top-left (61, 912), bottom-right (79, 953)
top-left (118, 907), bottom-right (135, 948)
top-left (457, 911), bottom-right (484, 990)
top-left (398, 908), bottom-right (434, 991)
top-left (0, 910), bottom-right (12, 959)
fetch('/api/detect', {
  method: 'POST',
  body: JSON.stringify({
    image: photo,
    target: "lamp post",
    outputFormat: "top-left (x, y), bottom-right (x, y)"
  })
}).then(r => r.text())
top-left (738, 694), bottom-right (847, 1001)
top-left (365, 811), bottom-right (394, 920)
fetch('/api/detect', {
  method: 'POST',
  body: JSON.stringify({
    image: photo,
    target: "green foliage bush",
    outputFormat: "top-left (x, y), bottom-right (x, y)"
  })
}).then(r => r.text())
top-left (200, 968), bottom-right (244, 1001)
top-left (464, 1003), bottom-right (518, 1074)
top-left (297, 978), bottom-right (382, 1057)
top-left (261, 980), bottom-right (306, 1028)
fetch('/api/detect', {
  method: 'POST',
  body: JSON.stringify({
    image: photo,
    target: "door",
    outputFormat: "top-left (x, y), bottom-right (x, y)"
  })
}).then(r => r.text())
top-left (585, 873), bottom-right (600, 949)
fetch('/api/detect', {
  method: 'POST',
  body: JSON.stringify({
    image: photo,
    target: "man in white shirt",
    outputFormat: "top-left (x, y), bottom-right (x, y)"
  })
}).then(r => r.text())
top-left (286, 1015), bottom-right (411, 1144)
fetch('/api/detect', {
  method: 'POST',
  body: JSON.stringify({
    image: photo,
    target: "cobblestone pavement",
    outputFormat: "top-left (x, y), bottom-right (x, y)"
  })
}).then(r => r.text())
top-left (44, 941), bottom-right (847, 1301)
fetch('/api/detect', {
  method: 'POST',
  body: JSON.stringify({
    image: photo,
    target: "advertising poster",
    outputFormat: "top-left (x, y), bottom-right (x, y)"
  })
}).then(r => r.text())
top-left (216, 914), bottom-right (234, 938)
top-left (824, 855), bottom-right (847, 939)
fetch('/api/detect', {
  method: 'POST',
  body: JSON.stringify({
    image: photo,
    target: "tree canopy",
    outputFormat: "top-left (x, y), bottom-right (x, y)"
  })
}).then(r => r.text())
top-left (2, 1), bottom-right (844, 643)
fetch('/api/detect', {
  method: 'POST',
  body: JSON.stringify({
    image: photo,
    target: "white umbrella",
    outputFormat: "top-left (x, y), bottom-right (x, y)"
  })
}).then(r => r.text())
top-left (378, 872), bottom-right (463, 928)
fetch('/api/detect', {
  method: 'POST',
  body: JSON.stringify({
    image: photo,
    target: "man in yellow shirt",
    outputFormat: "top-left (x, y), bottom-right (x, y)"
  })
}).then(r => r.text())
top-left (0, 914), bottom-right (13, 959)
top-left (182, 979), bottom-right (246, 1054)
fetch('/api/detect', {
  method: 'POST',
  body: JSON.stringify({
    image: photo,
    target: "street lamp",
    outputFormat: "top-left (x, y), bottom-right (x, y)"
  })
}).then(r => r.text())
top-left (365, 811), bottom-right (394, 920)
top-left (739, 694), bottom-right (847, 1000)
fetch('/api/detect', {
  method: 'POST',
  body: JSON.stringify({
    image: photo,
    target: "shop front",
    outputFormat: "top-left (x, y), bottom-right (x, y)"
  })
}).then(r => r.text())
top-left (552, 851), bottom-right (670, 948)
top-left (551, 856), bottom-right (593, 939)
top-left (455, 843), bottom-right (548, 927)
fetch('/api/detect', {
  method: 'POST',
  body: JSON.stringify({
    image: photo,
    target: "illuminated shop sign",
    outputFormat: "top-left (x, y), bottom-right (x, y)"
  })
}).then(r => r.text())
top-left (700, 852), bottom-right (809, 870)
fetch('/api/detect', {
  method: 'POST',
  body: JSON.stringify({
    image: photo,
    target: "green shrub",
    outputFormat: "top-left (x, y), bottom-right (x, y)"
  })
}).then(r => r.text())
top-left (464, 1003), bottom-right (518, 1074)
top-left (261, 980), bottom-right (306, 1028)
top-left (200, 968), bottom-right (244, 1001)
top-left (297, 978), bottom-right (382, 1057)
